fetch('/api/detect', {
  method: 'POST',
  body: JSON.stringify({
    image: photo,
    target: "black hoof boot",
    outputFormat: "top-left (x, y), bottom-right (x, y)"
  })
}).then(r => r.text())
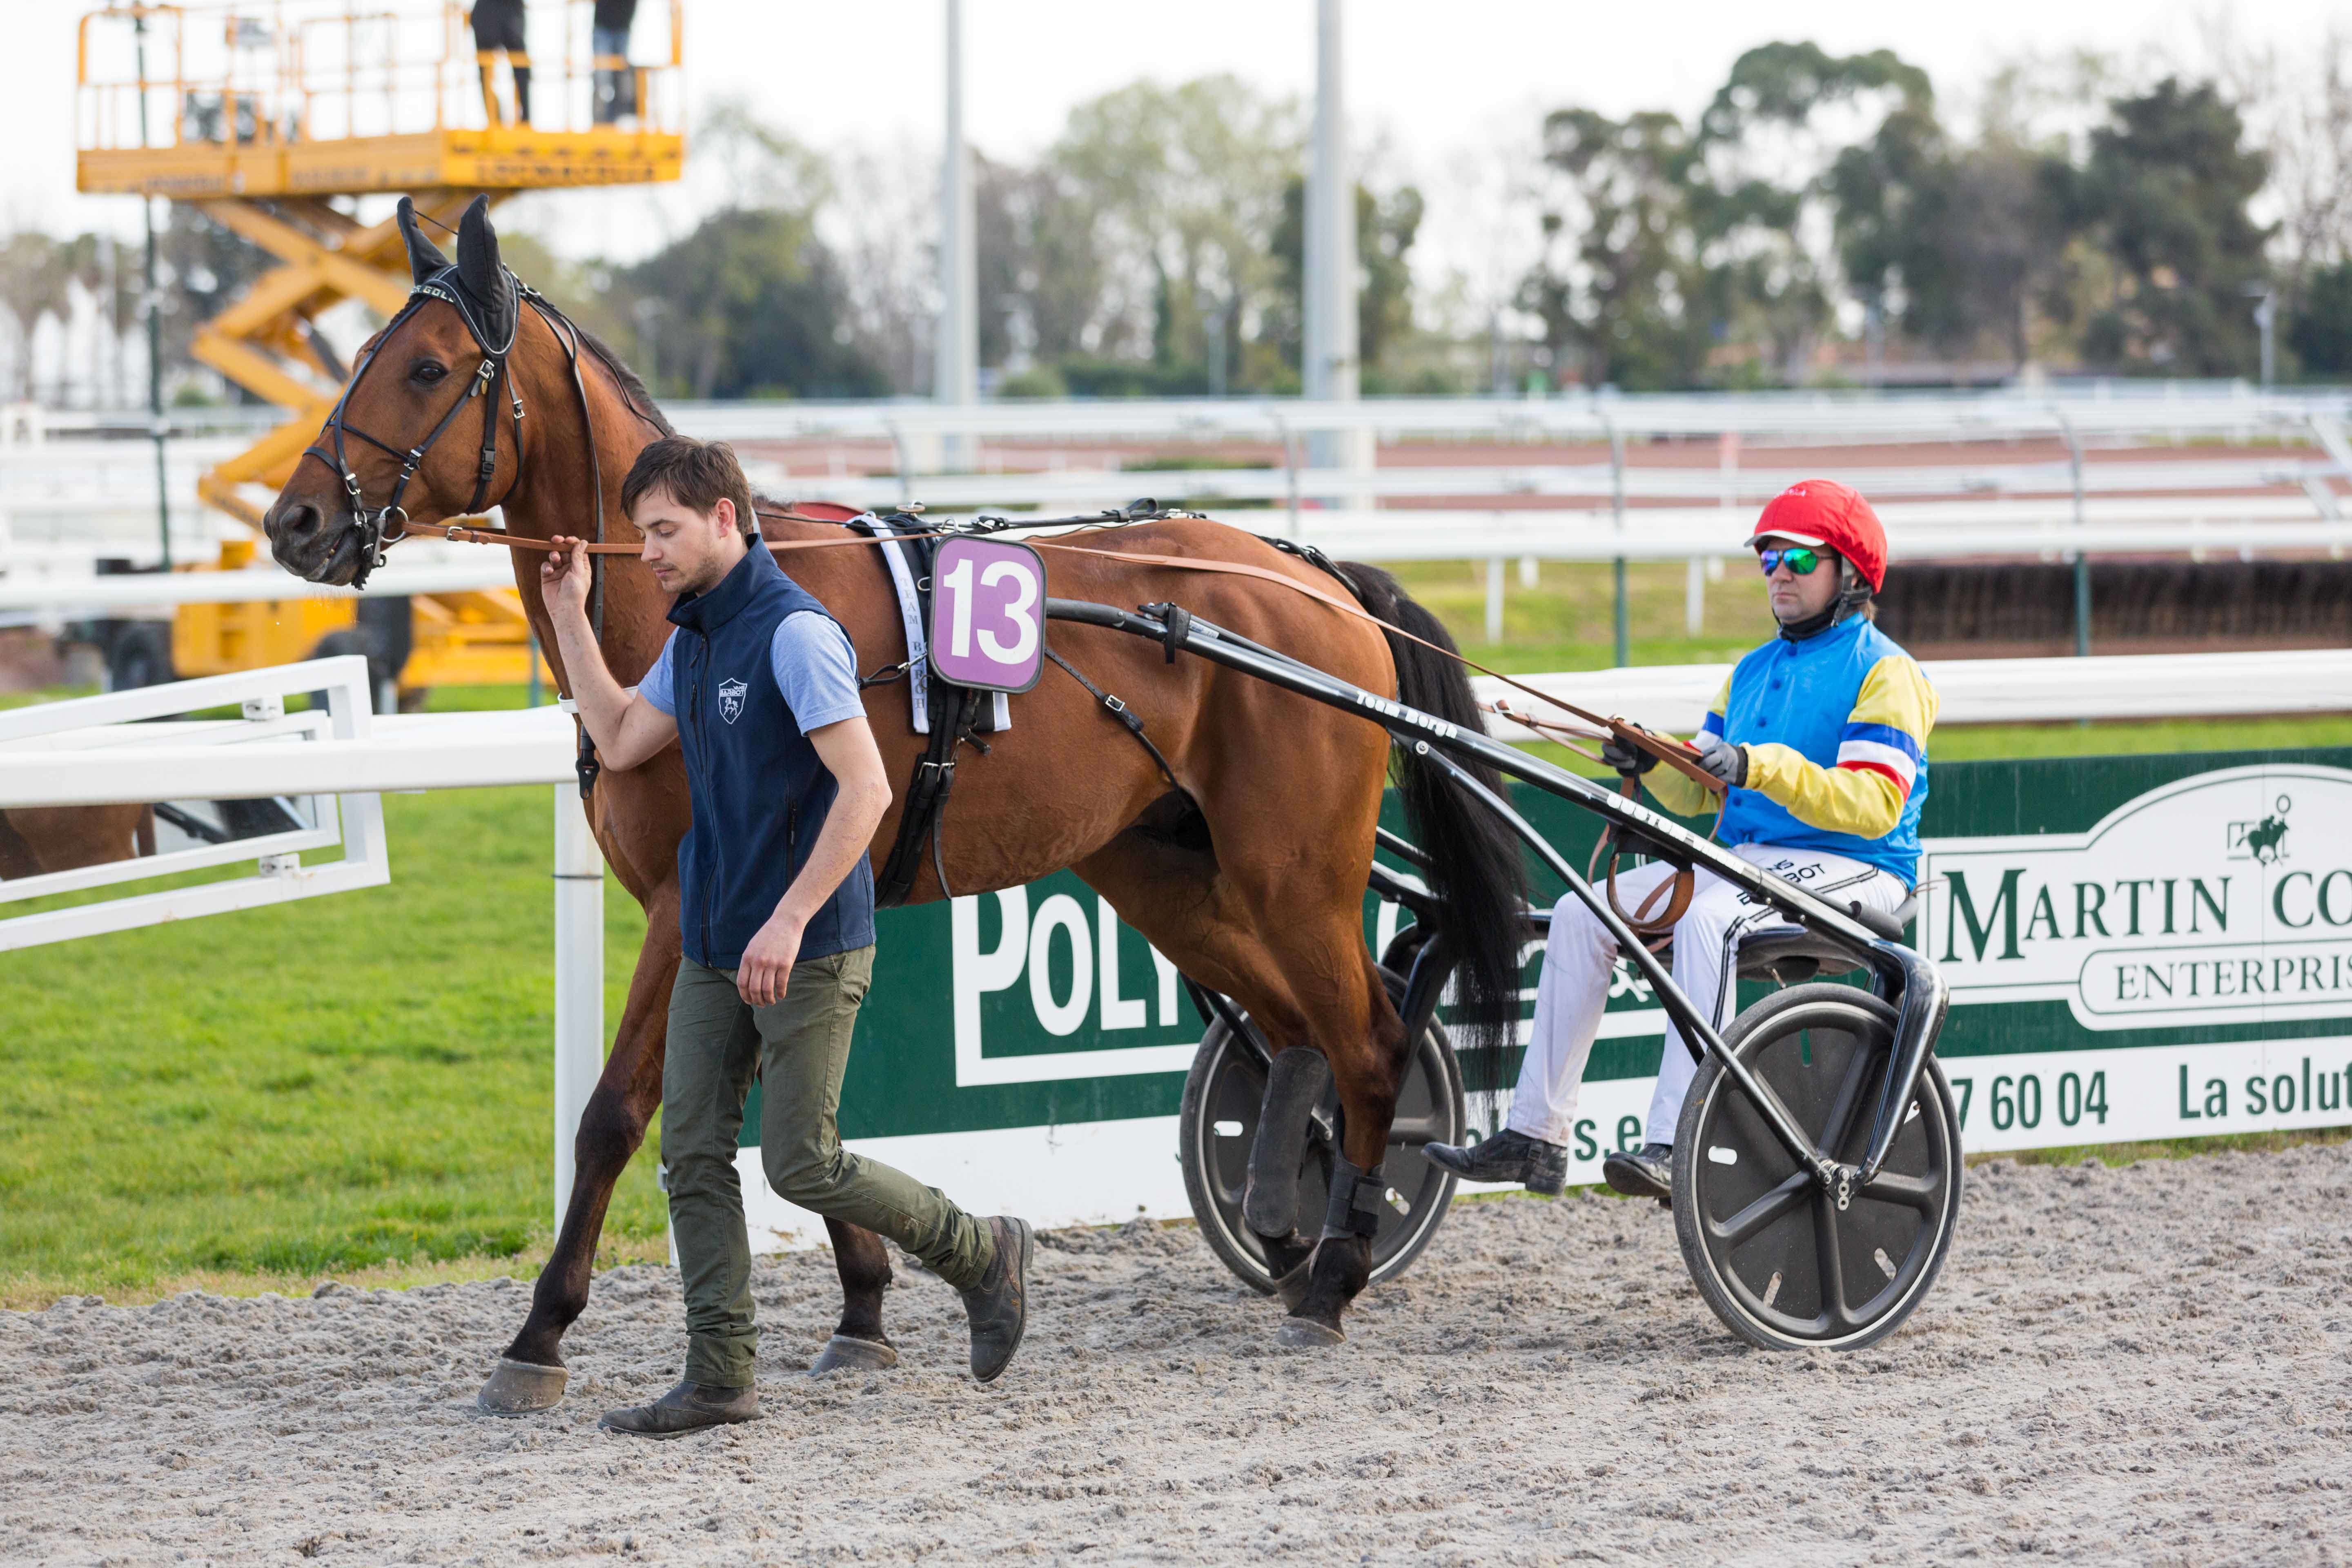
top-left (1424, 1127), bottom-right (1568, 1195)
top-left (1602, 1142), bottom-right (1673, 1204)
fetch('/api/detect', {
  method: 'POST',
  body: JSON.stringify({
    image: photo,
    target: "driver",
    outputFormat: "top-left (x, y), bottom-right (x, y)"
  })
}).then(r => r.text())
top-left (1426, 479), bottom-right (1935, 1203)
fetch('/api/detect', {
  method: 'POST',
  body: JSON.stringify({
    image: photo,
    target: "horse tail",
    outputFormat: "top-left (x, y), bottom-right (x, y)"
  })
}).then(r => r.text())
top-left (1338, 562), bottom-right (1529, 1061)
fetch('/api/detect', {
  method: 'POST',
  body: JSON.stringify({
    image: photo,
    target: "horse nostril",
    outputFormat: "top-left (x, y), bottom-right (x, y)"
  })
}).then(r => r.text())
top-left (276, 503), bottom-right (323, 546)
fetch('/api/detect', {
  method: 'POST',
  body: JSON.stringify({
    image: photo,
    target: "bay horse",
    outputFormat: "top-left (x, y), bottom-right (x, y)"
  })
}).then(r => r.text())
top-left (0, 806), bottom-right (153, 880)
top-left (259, 198), bottom-right (1523, 1410)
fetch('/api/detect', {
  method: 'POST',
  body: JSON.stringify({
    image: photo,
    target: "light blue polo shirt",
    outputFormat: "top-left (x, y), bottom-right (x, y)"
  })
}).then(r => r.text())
top-left (638, 610), bottom-right (865, 732)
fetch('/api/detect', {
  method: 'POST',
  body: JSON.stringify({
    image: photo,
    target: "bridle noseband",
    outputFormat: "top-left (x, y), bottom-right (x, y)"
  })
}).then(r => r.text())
top-left (297, 266), bottom-right (525, 590)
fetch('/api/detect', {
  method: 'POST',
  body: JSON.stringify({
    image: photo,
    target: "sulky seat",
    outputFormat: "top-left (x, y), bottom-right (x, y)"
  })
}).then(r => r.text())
top-left (1731, 895), bottom-right (1918, 984)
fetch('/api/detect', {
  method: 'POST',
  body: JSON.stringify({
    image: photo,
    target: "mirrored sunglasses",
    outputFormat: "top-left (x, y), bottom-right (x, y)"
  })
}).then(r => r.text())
top-left (1757, 546), bottom-right (1823, 576)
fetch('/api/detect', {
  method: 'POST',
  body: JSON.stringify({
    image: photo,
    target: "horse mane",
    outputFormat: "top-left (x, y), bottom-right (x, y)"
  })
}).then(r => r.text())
top-left (568, 321), bottom-right (675, 437)
top-left (534, 302), bottom-right (820, 534)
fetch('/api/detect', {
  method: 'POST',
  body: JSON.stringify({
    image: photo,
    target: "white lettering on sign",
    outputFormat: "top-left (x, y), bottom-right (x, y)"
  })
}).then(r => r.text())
top-left (1918, 764), bottom-right (2352, 1031)
top-left (1098, 896), bottom-right (1147, 1031)
top-left (1027, 893), bottom-right (1092, 1036)
top-left (951, 889), bottom-right (1200, 1085)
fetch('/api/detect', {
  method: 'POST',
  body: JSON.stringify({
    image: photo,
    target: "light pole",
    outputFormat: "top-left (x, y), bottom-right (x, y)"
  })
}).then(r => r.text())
top-left (934, 0), bottom-right (977, 472)
top-left (134, 8), bottom-right (170, 568)
top-left (1303, 0), bottom-right (1361, 477)
top-left (2246, 284), bottom-right (2277, 389)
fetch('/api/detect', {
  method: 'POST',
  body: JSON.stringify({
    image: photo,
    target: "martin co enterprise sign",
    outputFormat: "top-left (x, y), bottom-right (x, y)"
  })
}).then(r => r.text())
top-left (1918, 765), bottom-right (2352, 1031)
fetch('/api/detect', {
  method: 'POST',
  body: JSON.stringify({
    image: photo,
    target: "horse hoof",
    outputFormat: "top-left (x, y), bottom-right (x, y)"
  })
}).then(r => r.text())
top-left (1275, 1317), bottom-right (1345, 1350)
top-left (477, 1356), bottom-right (568, 1415)
top-left (809, 1335), bottom-right (898, 1376)
top-left (1271, 1248), bottom-right (1317, 1311)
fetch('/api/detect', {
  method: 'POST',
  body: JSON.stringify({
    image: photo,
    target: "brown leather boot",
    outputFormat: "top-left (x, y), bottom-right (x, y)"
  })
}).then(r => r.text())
top-left (959, 1216), bottom-right (1033, 1383)
top-left (597, 1378), bottom-right (760, 1438)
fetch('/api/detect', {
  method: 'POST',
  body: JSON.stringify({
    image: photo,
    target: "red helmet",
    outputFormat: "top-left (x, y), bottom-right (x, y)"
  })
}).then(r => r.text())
top-left (1744, 479), bottom-right (1887, 592)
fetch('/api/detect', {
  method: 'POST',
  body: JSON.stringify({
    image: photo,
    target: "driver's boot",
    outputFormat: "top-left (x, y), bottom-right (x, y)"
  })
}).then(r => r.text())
top-left (1423, 1128), bottom-right (1568, 1195)
top-left (1602, 1142), bottom-right (1673, 1205)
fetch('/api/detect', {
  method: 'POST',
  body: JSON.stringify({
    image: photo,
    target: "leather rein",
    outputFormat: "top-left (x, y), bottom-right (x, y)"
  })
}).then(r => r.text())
top-left (421, 510), bottom-right (1722, 934)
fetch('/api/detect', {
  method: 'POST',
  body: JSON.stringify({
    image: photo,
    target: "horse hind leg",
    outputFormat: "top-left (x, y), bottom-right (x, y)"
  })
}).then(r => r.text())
top-left (1274, 949), bottom-right (1405, 1348)
top-left (1076, 829), bottom-right (1407, 1344)
top-left (809, 1218), bottom-right (899, 1374)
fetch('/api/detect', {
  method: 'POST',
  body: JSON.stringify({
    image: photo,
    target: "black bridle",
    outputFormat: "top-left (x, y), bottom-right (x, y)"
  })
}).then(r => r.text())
top-left (295, 265), bottom-right (614, 644)
top-left (298, 266), bottom-right (525, 590)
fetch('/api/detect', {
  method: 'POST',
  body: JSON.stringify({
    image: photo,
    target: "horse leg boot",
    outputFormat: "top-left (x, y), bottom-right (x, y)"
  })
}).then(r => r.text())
top-left (1279, 968), bottom-right (1410, 1349)
top-left (1243, 1048), bottom-right (1332, 1308)
top-left (809, 1218), bottom-right (898, 1374)
top-left (480, 926), bottom-right (678, 1414)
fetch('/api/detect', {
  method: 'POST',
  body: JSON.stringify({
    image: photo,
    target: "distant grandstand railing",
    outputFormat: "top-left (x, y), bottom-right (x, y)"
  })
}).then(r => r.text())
top-left (12, 387), bottom-right (2352, 648)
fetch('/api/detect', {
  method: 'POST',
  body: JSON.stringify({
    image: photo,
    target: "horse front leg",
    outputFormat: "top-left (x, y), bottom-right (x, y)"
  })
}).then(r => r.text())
top-left (479, 896), bottom-right (679, 1414)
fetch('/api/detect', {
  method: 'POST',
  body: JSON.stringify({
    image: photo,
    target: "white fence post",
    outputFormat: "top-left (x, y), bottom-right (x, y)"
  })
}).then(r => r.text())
top-left (552, 784), bottom-right (605, 1234)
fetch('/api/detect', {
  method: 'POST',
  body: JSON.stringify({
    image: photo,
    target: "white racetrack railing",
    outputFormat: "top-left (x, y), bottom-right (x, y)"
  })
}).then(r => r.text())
top-left (1473, 649), bottom-right (2352, 741)
top-left (9, 387), bottom-right (2352, 639)
top-left (5, 501), bottom-right (2352, 619)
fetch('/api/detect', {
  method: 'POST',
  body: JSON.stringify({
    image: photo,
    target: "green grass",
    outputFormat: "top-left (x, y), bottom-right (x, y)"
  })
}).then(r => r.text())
top-left (0, 686), bottom-right (98, 712)
top-left (1977, 1125), bottom-right (2351, 1169)
top-left (0, 682), bottom-right (668, 1308)
top-left (1383, 557), bottom-right (1775, 674)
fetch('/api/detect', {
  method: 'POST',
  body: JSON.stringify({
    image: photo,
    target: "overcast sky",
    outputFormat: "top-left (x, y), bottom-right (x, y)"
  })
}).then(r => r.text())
top-left (15, 0), bottom-right (2350, 289)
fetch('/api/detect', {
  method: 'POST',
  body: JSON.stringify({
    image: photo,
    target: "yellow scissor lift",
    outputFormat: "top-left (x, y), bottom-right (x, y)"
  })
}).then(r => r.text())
top-left (75, 1), bottom-right (683, 700)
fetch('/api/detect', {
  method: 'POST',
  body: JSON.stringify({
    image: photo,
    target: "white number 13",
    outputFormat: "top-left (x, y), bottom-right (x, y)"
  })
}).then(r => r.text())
top-left (940, 555), bottom-right (1040, 666)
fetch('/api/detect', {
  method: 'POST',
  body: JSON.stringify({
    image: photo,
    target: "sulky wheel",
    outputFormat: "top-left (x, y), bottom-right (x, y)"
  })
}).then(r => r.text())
top-left (1178, 967), bottom-right (1463, 1295)
top-left (1671, 982), bottom-right (1962, 1352)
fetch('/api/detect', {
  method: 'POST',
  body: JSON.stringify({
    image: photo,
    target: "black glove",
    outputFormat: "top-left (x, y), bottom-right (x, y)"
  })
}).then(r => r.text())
top-left (1694, 733), bottom-right (1748, 789)
top-left (1600, 737), bottom-right (1658, 777)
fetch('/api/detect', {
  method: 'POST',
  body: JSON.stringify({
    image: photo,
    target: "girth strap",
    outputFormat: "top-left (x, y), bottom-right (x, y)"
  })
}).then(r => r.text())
top-left (876, 680), bottom-right (981, 906)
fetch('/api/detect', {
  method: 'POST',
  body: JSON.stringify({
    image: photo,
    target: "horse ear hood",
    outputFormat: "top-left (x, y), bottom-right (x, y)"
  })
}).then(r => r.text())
top-left (454, 194), bottom-right (518, 348)
top-left (395, 196), bottom-right (450, 284)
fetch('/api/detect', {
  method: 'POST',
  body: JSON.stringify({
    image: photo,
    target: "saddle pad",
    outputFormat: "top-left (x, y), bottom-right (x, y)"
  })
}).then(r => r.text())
top-left (859, 512), bottom-right (1009, 736)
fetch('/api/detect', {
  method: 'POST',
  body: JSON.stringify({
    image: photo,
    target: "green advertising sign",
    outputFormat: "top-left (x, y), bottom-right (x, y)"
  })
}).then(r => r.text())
top-left (731, 748), bottom-right (2352, 1249)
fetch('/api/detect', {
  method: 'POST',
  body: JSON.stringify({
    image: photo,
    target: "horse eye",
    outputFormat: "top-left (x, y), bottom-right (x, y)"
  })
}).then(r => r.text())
top-left (410, 361), bottom-right (447, 385)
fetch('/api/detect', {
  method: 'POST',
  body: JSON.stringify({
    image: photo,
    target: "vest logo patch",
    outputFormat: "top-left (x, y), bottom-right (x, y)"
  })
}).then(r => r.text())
top-left (717, 677), bottom-right (748, 725)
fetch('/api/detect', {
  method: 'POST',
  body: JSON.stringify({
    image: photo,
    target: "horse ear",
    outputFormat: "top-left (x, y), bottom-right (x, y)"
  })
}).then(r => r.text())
top-left (395, 196), bottom-right (450, 285)
top-left (454, 194), bottom-right (517, 345)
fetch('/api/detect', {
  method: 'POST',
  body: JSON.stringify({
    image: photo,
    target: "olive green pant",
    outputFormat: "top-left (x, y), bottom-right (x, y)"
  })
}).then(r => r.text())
top-left (662, 947), bottom-right (995, 1388)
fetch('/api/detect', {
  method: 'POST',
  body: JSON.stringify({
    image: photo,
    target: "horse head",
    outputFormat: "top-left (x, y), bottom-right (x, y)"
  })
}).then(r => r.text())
top-left (263, 194), bottom-right (530, 586)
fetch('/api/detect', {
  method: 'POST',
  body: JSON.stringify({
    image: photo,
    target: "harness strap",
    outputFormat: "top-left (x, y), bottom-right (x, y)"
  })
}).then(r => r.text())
top-left (1158, 603), bottom-right (1192, 664)
top-left (1044, 647), bottom-right (1181, 791)
top-left (876, 682), bottom-right (980, 906)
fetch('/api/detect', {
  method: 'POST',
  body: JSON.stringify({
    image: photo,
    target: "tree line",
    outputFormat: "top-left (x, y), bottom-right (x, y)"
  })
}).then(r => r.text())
top-left (9, 35), bottom-right (2352, 404)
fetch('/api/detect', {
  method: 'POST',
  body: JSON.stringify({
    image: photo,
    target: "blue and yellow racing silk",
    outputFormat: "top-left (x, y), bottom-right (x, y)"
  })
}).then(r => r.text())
top-left (1646, 616), bottom-right (1937, 885)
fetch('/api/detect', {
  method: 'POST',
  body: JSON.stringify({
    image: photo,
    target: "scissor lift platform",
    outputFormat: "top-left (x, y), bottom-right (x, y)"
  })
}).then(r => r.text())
top-left (78, 123), bottom-right (682, 201)
top-left (73, 2), bottom-right (678, 692)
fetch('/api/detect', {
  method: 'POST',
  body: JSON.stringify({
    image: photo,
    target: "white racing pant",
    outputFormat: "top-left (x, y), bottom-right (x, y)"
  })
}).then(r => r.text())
top-left (1506, 843), bottom-right (1910, 1149)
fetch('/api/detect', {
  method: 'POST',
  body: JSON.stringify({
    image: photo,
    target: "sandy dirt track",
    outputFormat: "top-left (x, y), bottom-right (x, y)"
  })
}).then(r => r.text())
top-left (4, 1143), bottom-right (2350, 1566)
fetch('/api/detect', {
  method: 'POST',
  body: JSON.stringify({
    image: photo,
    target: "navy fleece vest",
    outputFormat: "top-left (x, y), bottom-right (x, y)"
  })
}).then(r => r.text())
top-left (666, 545), bottom-right (876, 970)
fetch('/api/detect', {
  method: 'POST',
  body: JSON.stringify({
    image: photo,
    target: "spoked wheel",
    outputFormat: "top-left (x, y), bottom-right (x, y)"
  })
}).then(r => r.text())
top-left (1671, 982), bottom-right (1962, 1352)
top-left (1178, 967), bottom-right (1464, 1294)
